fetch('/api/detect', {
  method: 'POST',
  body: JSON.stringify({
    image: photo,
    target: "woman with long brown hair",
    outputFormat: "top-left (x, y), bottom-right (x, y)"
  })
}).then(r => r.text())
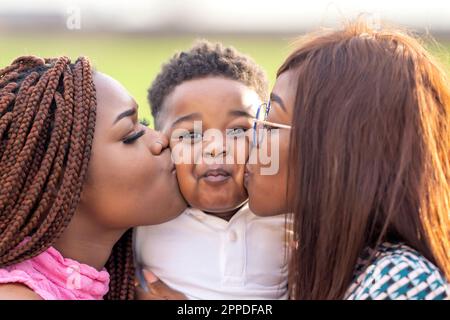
top-left (0, 56), bottom-right (186, 299)
top-left (245, 21), bottom-right (450, 299)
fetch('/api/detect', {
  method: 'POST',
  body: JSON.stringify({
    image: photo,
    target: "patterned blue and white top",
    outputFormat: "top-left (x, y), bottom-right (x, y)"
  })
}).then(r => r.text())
top-left (345, 242), bottom-right (450, 300)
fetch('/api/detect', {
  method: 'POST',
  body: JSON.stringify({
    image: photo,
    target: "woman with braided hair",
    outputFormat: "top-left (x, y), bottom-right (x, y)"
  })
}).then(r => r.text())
top-left (0, 55), bottom-right (187, 299)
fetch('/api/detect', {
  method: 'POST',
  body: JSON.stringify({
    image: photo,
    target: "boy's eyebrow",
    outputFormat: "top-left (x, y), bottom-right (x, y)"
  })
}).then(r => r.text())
top-left (228, 109), bottom-right (253, 118)
top-left (270, 93), bottom-right (287, 112)
top-left (171, 112), bottom-right (202, 127)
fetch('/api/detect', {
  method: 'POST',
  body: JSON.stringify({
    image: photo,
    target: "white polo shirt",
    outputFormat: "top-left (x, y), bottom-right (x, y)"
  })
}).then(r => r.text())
top-left (134, 204), bottom-right (289, 300)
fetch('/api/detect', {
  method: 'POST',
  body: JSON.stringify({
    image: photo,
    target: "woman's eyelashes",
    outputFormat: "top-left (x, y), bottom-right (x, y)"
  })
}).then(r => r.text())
top-left (123, 126), bottom-right (146, 144)
top-left (123, 130), bottom-right (145, 144)
top-left (121, 117), bottom-right (149, 144)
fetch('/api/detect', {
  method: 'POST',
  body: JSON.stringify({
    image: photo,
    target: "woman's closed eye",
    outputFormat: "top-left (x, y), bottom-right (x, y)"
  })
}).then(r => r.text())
top-left (122, 129), bottom-right (145, 144)
top-left (122, 121), bottom-right (148, 144)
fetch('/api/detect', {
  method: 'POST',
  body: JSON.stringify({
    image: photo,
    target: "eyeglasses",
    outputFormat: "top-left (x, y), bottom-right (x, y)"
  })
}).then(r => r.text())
top-left (252, 101), bottom-right (291, 148)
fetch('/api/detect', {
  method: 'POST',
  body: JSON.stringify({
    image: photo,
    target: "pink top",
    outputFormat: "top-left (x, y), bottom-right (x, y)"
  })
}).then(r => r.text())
top-left (0, 241), bottom-right (110, 300)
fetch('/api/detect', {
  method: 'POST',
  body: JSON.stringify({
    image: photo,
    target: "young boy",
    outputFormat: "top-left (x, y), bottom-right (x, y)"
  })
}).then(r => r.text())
top-left (134, 41), bottom-right (289, 299)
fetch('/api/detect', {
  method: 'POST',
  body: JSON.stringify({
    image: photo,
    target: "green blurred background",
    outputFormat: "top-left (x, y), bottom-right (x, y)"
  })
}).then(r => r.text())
top-left (1, 34), bottom-right (448, 128)
top-left (1, 1), bottom-right (450, 127)
top-left (0, 34), bottom-right (295, 127)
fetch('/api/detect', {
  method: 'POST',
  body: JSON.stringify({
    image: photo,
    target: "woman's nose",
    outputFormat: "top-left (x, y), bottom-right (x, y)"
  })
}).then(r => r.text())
top-left (149, 131), bottom-right (170, 155)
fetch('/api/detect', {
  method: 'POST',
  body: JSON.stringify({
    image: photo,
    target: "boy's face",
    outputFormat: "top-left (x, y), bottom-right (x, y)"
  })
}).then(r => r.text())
top-left (160, 77), bottom-right (261, 217)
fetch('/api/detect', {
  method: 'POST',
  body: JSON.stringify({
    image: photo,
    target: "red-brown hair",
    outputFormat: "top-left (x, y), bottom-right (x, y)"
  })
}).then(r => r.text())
top-left (0, 56), bottom-right (134, 299)
top-left (280, 21), bottom-right (450, 299)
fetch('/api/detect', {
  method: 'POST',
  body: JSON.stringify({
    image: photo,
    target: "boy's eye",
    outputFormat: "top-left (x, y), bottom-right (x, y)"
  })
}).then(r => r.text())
top-left (178, 131), bottom-right (203, 143)
top-left (123, 129), bottom-right (145, 144)
top-left (226, 127), bottom-right (248, 138)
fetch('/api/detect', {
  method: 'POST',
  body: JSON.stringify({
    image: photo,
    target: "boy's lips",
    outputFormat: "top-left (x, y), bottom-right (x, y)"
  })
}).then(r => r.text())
top-left (199, 166), bottom-right (232, 184)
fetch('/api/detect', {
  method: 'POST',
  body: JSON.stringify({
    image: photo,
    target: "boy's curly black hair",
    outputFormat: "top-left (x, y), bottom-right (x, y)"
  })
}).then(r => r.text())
top-left (148, 40), bottom-right (268, 129)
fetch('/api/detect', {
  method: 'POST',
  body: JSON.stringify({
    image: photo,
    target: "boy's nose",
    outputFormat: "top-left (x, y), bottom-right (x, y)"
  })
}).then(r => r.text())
top-left (204, 147), bottom-right (226, 158)
top-left (149, 131), bottom-right (170, 155)
top-left (203, 139), bottom-right (228, 158)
